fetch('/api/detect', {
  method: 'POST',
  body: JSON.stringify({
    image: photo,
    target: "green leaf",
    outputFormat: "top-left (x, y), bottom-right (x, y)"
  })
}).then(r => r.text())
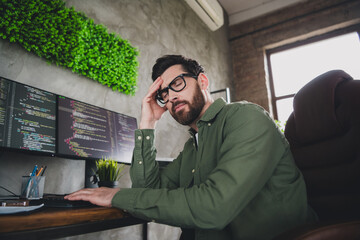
top-left (0, 0), bottom-right (139, 95)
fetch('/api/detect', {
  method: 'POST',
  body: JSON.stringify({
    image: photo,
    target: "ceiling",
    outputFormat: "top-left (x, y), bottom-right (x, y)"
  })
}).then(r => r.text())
top-left (218, 0), bottom-right (306, 26)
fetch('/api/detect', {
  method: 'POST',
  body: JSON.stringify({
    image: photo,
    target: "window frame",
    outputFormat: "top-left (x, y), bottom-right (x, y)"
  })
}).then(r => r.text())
top-left (266, 24), bottom-right (360, 120)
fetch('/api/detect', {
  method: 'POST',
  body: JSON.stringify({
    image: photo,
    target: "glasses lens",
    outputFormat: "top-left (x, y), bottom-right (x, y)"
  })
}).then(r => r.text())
top-left (170, 76), bottom-right (185, 91)
top-left (159, 90), bottom-right (168, 103)
top-left (156, 74), bottom-right (187, 105)
top-left (156, 96), bottom-right (166, 106)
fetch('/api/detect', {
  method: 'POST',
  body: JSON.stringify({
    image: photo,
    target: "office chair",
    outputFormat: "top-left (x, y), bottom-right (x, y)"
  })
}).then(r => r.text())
top-left (274, 70), bottom-right (360, 239)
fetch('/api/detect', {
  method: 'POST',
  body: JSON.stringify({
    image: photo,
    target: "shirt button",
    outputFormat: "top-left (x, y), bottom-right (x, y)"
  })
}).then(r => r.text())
top-left (208, 123), bottom-right (212, 127)
top-left (146, 136), bottom-right (150, 140)
top-left (192, 169), bottom-right (195, 173)
top-left (139, 161), bottom-right (143, 165)
top-left (137, 136), bottom-right (142, 140)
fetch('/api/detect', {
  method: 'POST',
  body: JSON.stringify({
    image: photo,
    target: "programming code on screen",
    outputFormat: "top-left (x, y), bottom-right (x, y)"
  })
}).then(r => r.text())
top-left (0, 77), bottom-right (56, 153)
top-left (57, 96), bottom-right (137, 163)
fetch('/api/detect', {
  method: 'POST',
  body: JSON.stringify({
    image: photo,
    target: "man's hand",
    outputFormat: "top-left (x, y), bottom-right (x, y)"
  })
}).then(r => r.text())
top-left (139, 77), bottom-right (167, 129)
top-left (64, 187), bottom-right (120, 207)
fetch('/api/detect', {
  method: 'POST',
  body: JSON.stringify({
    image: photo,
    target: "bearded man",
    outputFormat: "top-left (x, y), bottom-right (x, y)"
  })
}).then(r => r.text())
top-left (66, 55), bottom-right (317, 240)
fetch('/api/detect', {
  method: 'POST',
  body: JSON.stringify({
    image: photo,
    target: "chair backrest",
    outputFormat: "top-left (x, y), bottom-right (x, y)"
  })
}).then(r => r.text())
top-left (284, 70), bottom-right (360, 221)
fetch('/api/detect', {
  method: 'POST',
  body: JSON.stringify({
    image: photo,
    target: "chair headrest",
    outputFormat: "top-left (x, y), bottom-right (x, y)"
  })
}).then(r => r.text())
top-left (290, 70), bottom-right (353, 143)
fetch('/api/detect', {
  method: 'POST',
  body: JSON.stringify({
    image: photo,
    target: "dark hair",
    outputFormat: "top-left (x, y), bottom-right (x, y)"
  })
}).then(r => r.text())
top-left (151, 55), bottom-right (204, 81)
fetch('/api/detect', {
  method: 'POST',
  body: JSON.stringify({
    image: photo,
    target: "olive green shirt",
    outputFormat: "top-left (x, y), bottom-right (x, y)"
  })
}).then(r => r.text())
top-left (112, 99), bottom-right (317, 240)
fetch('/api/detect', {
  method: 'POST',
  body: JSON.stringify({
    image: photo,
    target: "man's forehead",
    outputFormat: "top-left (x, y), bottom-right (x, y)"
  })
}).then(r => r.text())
top-left (161, 64), bottom-right (185, 83)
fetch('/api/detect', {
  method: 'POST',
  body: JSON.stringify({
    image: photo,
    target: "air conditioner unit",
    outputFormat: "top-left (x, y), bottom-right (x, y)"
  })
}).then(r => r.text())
top-left (185, 0), bottom-right (224, 31)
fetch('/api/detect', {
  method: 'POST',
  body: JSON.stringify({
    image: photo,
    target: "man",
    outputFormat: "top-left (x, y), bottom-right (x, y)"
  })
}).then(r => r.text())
top-left (66, 55), bottom-right (317, 239)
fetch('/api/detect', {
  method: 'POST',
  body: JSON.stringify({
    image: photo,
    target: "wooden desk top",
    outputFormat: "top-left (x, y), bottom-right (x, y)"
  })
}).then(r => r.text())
top-left (0, 206), bottom-right (146, 240)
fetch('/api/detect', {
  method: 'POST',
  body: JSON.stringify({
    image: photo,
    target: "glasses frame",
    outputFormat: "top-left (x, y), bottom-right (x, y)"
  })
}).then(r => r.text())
top-left (155, 73), bottom-right (198, 104)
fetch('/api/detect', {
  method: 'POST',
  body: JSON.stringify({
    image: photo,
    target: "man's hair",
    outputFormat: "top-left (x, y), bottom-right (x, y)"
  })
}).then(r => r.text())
top-left (151, 55), bottom-right (204, 81)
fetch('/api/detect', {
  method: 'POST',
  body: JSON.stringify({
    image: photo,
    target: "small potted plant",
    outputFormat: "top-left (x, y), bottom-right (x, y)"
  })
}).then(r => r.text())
top-left (95, 157), bottom-right (126, 188)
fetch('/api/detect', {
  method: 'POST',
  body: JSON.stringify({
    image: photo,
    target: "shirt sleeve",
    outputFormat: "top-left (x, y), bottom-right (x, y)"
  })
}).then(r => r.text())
top-left (112, 105), bottom-right (297, 230)
top-left (130, 129), bottom-right (182, 189)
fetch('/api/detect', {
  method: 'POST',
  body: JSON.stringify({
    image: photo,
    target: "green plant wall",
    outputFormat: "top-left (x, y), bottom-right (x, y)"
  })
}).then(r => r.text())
top-left (0, 0), bottom-right (139, 95)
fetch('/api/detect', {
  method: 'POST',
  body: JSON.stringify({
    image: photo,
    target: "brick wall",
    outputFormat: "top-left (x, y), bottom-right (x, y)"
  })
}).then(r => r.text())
top-left (229, 0), bottom-right (360, 114)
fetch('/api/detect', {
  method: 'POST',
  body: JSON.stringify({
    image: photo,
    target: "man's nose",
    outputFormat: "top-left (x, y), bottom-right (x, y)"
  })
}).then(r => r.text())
top-left (168, 89), bottom-right (179, 102)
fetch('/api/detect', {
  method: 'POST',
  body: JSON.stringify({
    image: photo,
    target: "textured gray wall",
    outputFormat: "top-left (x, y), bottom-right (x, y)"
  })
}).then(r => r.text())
top-left (0, 0), bottom-right (232, 239)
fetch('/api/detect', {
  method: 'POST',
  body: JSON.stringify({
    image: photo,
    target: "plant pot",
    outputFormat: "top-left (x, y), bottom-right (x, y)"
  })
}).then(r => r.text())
top-left (98, 181), bottom-right (119, 188)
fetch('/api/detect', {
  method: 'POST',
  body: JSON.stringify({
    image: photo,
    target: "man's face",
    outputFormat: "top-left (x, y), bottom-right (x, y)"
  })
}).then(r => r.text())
top-left (160, 64), bottom-right (206, 126)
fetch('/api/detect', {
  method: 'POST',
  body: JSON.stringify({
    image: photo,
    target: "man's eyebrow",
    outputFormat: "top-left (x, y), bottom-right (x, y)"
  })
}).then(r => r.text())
top-left (158, 83), bottom-right (168, 92)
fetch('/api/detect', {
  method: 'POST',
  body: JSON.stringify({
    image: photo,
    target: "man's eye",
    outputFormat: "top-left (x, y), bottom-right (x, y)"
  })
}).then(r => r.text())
top-left (172, 78), bottom-right (183, 88)
top-left (161, 92), bottom-right (168, 99)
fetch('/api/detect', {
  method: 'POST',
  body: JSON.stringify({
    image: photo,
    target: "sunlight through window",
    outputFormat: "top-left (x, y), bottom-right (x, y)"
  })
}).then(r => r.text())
top-left (269, 32), bottom-right (360, 123)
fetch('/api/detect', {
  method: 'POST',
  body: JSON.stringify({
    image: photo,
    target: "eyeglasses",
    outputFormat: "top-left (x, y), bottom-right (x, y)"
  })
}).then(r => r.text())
top-left (155, 73), bottom-right (197, 104)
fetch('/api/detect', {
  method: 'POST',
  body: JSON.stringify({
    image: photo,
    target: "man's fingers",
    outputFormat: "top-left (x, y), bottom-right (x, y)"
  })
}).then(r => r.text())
top-left (148, 77), bottom-right (163, 96)
top-left (65, 187), bottom-right (120, 208)
top-left (65, 189), bottom-right (93, 200)
top-left (143, 78), bottom-right (164, 105)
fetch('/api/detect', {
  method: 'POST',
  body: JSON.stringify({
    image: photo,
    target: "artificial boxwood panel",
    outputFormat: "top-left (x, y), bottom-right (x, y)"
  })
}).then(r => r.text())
top-left (0, 0), bottom-right (139, 95)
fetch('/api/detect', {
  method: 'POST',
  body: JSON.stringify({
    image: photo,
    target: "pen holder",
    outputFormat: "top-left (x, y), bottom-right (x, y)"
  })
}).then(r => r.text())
top-left (21, 176), bottom-right (46, 199)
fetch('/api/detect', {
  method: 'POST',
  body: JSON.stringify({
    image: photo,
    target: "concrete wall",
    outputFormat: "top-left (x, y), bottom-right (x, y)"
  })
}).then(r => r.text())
top-left (0, 0), bottom-right (233, 239)
top-left (229, 0), bottom-right (360, 113)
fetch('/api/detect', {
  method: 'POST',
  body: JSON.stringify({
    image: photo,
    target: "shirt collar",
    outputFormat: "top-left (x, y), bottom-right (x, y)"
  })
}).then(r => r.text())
top-left (189, 98), bottom-right (227, 135)
top-left (199, 98), bottom-right (226, 122)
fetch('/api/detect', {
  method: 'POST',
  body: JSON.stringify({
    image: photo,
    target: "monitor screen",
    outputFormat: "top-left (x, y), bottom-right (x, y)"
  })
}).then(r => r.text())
top-left (0, 77), bottom-right (56, 154)
top-left (57, 96), bottom-right (137, 164)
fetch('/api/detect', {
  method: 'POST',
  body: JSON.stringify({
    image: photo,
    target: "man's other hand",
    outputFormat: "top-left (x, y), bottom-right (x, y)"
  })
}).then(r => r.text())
top-left (64, 187), bottom-right (120, 207)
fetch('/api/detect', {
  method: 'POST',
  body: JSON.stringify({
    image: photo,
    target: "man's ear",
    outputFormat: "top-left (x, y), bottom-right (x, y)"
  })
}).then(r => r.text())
top-left (198, 73), bottom-right (209, 90)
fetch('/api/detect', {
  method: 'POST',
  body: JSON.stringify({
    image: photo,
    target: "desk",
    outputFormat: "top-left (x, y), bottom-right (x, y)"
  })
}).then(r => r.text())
top-left (0, 206), bottom-right (147, 240)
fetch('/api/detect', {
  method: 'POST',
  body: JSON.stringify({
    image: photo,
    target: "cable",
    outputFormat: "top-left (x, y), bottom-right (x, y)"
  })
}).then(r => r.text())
top-left (0, 186), bottom-right (18, 197)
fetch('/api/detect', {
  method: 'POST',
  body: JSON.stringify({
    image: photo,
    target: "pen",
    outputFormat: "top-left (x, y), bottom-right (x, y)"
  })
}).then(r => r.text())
top-left (22, 165), bottom-right (38, 198)
top-left (41, 166), bottom-right (47, 176)
top-left (30, 165), bottom-right (38, 177)
top-left (36, 166), bottom-right (44, 177)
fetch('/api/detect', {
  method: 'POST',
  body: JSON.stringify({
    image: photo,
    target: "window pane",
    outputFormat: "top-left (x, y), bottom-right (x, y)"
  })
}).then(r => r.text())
top-left (270, 32), bottom-right (360, 97)
top-left (276, 97), bottom-right (294, 124)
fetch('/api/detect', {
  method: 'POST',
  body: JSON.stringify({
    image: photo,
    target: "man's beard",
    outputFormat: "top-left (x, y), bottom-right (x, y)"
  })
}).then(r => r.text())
top-left (170, 84), bottom-right (205, 126)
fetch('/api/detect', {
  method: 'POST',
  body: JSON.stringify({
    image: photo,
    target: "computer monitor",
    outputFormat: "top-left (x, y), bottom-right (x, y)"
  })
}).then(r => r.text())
top-left (0, 77), bottom-right (56, 154)
top-left (57, 96), bottom-right (137, 164)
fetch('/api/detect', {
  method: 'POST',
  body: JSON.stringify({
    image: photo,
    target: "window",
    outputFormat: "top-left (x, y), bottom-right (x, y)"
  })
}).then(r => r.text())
top-left (267, 31), bottom-right (360, 124)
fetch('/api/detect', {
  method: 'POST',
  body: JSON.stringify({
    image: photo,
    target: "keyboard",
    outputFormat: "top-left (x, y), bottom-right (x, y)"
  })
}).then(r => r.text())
top-left (30, 194), bottom-right (95, 208)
